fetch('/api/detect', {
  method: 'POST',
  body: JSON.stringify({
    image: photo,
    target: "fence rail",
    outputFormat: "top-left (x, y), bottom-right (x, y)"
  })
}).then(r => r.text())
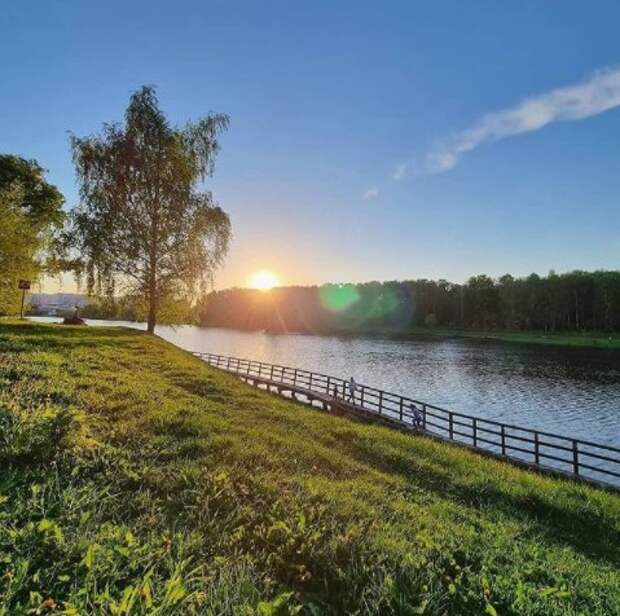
top-left (193, 351), bottom-right (620, 489)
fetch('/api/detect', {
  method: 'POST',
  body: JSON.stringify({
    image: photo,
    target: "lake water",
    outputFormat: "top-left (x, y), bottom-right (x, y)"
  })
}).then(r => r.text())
top-left (30, 316), bottom-right (620, 451)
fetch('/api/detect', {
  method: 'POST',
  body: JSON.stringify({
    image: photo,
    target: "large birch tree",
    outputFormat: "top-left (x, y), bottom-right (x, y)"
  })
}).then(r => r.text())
top-left (67, 86), bottom-right (231, 333)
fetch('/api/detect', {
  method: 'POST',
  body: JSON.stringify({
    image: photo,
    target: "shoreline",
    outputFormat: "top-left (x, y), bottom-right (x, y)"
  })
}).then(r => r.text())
top-left (193, 322), bottom-right (620, 351)
top-left (25, 314), bottom-right (620, 350)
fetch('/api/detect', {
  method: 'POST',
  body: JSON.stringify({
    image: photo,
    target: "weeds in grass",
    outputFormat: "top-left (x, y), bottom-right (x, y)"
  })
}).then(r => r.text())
top-left (0, 321), bottom-right (619, 614)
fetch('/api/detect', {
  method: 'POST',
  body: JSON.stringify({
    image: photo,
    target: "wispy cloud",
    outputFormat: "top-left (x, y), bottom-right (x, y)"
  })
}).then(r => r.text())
top-left (394, 67), bottom-right (620, 180)
top-left (392, 163), bottom-right (408, 181)
top-left (363, 186), bottom-right (379, 200)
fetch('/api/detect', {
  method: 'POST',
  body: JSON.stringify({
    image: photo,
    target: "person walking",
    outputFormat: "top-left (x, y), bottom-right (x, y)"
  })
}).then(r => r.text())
top-left (410, 403), bottom-right (423, 430)
top-left (347, 377), bottom-right (357, 403)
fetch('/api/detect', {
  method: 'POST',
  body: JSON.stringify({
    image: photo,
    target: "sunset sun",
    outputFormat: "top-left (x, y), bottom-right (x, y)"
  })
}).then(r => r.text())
top-left (248, 270), bottom-right (279, 291)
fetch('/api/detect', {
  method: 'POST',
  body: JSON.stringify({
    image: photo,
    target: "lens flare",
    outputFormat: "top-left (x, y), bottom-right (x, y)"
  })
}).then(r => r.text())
top-left (319, 284), bottom-right (361, 312)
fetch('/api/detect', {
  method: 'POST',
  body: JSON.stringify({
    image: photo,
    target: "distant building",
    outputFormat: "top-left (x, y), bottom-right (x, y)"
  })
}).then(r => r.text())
top-left (28, 293), bottom-right (89, 316)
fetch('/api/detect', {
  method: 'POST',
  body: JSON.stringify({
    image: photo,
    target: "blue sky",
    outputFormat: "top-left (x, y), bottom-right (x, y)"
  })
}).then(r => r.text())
top-left (2, 1), bottom-right (620, 290)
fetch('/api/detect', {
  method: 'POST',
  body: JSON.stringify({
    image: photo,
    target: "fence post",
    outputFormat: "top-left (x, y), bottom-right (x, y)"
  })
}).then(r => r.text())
top-left (534, 432), bottom-right (540, 465)
top-left (449, 412), bottom-right (454, 440)
top-left (360, 387), bottom-right (365, 407)
top-left (270, 365), bottom-right (274, 380)
top-left (399, 397), bottom-right (403, 422)
top-left (501, 425), bottom-right (506, 456)
top-left (573, 440), bottom-right (579, 476)
top-left (473, 417), bottom-right (477, 447)
top-left (227, 357), bottom-right (231, 370)
top-left (378, 391), bottom-right (383, 414)
top-left (246, 361), bottom-right (251, 375)
top-left (327, 375), bottom-right (331, 394)
top-left (309, 373), bottom-right (313, 390)
top-left (422, 404), bottom-right (427, 430)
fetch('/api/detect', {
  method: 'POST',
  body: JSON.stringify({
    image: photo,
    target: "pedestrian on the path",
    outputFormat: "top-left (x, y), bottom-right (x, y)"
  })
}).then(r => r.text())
top-left (411, 403), bottom-right (423, 430)
top-left (348, 377), bottom-right (357, 402)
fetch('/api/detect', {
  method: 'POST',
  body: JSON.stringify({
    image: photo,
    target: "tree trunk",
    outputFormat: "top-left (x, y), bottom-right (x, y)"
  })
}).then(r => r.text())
top-left (147, 302), bottom-right (156, 334)
top-left (574, 290), bottom-right (579, 331)
top-left (604, 288), bottom-right (611, 332)
top-left (147, 274), bottom-right (157, 334)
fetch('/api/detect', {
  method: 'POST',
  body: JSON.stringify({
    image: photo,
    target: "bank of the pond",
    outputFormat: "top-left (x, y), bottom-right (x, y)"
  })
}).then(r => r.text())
top-left (399, 327), bottom-right (620, 349)
top-left (26, 315), bottom-right (620, 350)
top-left (1, 321), bottom-right (620, 615)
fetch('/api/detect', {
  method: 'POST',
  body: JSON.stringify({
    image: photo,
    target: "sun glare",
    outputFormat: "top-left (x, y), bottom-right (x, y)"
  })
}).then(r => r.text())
top-left (248, 270), bottom-right (279, 291)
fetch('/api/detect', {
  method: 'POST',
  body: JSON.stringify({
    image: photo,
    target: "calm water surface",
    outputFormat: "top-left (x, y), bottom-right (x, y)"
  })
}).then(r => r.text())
top-left (31, 317), bottom-right (620, 449)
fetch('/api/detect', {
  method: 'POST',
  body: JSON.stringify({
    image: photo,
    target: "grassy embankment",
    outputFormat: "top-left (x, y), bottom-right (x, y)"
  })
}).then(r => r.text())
top-left (395, 327), bottom-right (620, 349)
top-left (1, 321), bottom-right (620, 615)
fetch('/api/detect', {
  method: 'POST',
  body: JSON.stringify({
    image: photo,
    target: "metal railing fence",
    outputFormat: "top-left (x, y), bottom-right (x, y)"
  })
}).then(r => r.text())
top-left (193, 351), bottom-right (620, 488)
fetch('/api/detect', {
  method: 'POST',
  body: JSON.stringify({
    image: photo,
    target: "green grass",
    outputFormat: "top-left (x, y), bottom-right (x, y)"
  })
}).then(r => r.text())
top-left (396, 327), bottom-right (620, 350)
top-left (1, 321), bottom-right (619, 615)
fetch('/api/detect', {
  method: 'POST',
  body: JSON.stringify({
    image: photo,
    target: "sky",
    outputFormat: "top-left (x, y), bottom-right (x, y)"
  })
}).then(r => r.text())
top-left (2, 1), bottom-right (620, 292)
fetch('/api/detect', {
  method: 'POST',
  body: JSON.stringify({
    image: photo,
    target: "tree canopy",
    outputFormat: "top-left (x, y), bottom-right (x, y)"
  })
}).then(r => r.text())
top-left (0, 155), bottom-right (65, 230)
top-left (66, 86), bottom-right (231, 332)
top-left (0, 155), bottom-right (65, 314)
top-left (197, 270), bottom-right (620, 335)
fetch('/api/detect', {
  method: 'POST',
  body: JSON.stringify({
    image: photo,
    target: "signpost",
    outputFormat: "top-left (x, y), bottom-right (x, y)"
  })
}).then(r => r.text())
top-left (18, 280), bottom-right (31, 319)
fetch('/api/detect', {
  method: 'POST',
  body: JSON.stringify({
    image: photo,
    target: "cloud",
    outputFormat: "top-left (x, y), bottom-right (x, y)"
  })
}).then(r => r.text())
top-left (363, 186), bottom-right (379, 200)
top-left (394, 67), bottom-right (620, 180)
top-left (392, 162), bottom-right (408, 180)
top-left (425, 151), bottom-right (459, 173)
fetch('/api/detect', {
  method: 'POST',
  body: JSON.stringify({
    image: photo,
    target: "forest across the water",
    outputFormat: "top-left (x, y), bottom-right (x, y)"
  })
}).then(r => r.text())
top-left (196, 270), bottom-right (620, 335)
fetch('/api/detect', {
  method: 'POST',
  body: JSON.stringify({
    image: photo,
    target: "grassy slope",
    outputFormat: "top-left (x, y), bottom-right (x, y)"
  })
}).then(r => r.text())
top-left (1, 322), bottom-right (619, 615)
top-left (396, 327), bottom-right (620, 350)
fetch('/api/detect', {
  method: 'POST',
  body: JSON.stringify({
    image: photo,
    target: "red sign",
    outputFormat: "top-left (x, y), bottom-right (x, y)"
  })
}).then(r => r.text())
top-left (18, 280), bottom-right (31, 290)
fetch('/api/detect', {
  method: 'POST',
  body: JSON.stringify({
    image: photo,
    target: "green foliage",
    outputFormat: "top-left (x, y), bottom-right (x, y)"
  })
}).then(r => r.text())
top-left (0, 186), bottom-right (41, 315)
top-left (1, 321), bottom-right (619, 614)
top-left (65, 86), bottom-right (231, 333)
top-left (423, 313), bottom-right (437, 327)
top-left (79, 295), bottom-right (141, 321)
top-left (0, 156), bottom-right (65, 316)
top-left (0, 155), bottom-right (65, 230)
top-left (80, 293), bottom-right (194, 325)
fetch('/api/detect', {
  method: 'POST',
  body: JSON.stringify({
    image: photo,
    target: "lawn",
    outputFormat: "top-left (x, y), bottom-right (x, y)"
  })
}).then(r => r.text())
top-left (1, 321), bottom-right (619, 615)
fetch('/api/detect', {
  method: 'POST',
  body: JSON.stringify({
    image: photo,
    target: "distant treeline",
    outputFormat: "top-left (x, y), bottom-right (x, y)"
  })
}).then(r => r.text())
top-left (76, 294), bottom-right (192, 324)
top-left (78, 297), bottom-right (142, 321)
top-left (196, 270), bottom-right (620, 334)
